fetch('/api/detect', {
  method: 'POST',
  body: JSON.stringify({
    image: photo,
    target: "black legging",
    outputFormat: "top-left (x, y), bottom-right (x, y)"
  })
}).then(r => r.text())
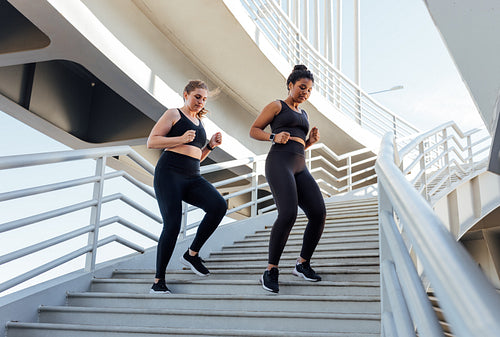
top-left (154, 151), bottom-right (227, 279)
top-left (265, 141), bottom-right (326, 265)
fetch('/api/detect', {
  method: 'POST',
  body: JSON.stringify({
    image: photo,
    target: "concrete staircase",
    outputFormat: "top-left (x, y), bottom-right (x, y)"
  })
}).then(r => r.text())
top-left (6, 197), bottom-right (381, 336)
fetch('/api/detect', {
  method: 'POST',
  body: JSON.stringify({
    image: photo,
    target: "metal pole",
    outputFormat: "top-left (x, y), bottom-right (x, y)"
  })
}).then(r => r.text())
top-left (251, 161), bottom-right (258, 217)
top-left (85, 156), bottom-right (106, 272)
top-left (303, 0), bottom-right (309, 40)
top-left (324, 0), bottom-right (333, 62)
top-left (336, 0), bottom-right (342, 71)
top-left (181, 201), bottom-right (188, 239)
top-left (313, 0), bottom-right (320, 50)
top-left (354, 0), bottom-right (360, 86)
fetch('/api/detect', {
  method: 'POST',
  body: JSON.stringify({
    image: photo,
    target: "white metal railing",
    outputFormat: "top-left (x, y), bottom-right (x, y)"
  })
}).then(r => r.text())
top-left (239, 0), bottom-right (419, 139)
top-left (396, 121), bottom-right (491, 203)
top-left (376, 129), bottom-right (500, 337)
top-left (0, 142), bottom-right (376, 294)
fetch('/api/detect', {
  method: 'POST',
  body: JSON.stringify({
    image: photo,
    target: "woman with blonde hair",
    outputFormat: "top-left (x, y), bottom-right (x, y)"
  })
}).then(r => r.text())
top-left (147, 80), bottom-right (227, 293)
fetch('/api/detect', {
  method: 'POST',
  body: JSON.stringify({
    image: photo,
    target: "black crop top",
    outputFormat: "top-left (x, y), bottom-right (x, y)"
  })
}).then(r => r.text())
top-left (270, 100), bottom-right (309, 141)
top-left (165, 109), bottom-right (207, 149)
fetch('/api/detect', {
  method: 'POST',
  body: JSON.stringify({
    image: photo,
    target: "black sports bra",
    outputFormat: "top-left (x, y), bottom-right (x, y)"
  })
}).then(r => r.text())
top-left (165, 109), bottom-right (207, 149)
top-left (269, 100), bottom-right (309, 141)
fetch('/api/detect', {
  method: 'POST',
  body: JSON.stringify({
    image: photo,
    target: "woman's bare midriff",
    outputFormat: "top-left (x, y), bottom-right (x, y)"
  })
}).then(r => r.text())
top-left (289, 136), bottom-right (305, 146)
top-left (166, 145), bottom-right (202, 160)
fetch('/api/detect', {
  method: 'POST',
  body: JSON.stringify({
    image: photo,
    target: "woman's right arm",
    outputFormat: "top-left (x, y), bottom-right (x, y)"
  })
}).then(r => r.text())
top-left (147, 109), bottom-right (193, 149)
top-left (250, 101), bottom-right (289, 143)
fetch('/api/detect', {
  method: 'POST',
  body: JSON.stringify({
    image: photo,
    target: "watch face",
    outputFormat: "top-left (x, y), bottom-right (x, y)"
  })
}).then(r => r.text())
top-left (270, 133), bottom-right (275, 141)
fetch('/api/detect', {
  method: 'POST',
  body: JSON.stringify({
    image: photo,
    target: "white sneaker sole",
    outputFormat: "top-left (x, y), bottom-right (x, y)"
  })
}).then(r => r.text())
top-left (292, 268), bottom-right (321, 282)
top-left (180, 255), bottom-right (210, 277)
top-left (260, 274), bottom-right (279, 293)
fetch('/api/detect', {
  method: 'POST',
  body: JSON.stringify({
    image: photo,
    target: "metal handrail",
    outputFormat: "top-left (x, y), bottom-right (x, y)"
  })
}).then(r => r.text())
top-left (239, 0), bottom-right (419, 138)
top-left (0, 141), bottom-right (377, 294)
top-left (376, 132), bottom-right (500, 337)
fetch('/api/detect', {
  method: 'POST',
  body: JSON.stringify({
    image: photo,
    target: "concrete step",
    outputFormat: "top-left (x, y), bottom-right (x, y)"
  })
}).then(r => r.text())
top-left (252, 223), bottom-right (378, 237)
top-left (248, 226), bottom-right (379, 239)
top-left (90, 278), bottom-right (380, 296)
top-left (203, 251), bottom-right (379, 265)
top-left (112, 267), bottom-right (380, 282)
top-left (237, 231), bottom-right (379, 244)
top-left (294, 214), bottom-right (379, 225)
top-left (67, 292), bottom-right (381, 313)
top-left (261, 220), bottom-right (379, 232)
top-left (230, 234), bottom-right (379, 248)
top-left (197, 259), bottom-right (379, 270)
top-left (5, 322), bottom-right (380, 337)
top-left (37, 306), bottom-right (381, 334)
top-left (211, 241), bottom-right (379, 257)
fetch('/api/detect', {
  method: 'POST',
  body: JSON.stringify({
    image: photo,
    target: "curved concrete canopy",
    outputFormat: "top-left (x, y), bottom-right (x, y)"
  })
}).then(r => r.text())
top-left (1, 0), bottom-right (378, 163)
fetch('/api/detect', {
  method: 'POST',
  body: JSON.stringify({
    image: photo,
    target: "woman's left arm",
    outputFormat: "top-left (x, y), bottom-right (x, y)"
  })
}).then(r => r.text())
top-left (200, 132), bottom-right (222, 162)
top-left (305, 127), bottom-right (320, 150)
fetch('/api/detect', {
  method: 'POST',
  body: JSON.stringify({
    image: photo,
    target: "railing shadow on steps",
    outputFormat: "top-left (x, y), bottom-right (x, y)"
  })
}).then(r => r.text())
top-left (376, 125), bottom-right (500, 337)
top-left (0, 142), bottom-right (377, 296)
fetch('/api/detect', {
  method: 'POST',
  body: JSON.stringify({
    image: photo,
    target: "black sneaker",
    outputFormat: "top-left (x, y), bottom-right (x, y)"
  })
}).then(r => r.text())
top-left (260, 267), bottom-right (279, 293)
top-left (150, 279), bottom-right (171, 293)
top-left (180, 250), bottom-right (210, 276)
top-left (292, 261), bottom-right (322, 282)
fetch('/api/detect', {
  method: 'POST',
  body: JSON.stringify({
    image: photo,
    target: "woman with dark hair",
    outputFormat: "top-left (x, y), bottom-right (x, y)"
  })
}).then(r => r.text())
top-left (250, 65), bottom-right (326, 293)
top-left (147, 80), bottom-right (227, 293)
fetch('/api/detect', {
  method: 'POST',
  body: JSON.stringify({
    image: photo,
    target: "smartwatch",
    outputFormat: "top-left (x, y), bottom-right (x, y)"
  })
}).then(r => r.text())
top-left (269, 133), bottom-right (276, 144)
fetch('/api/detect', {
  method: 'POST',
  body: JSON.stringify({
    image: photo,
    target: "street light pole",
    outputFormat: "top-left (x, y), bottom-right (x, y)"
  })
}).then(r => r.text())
top-left (369, 85), bottom-right (404, 95)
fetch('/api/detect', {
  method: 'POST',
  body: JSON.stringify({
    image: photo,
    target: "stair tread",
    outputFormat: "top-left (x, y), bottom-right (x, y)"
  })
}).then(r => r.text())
top-left (40, 305), bottom-right (381, 319)
top-left (93, 278), bottom-right (380, 287)
top-left (6, 322), bottom-right (379, 336)
top-left (68, 291), bottom-right (380, 301)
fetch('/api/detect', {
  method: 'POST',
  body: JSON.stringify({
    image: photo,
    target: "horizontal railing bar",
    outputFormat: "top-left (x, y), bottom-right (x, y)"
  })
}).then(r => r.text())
top-left (121, 172), bottom-right (155, 198)
top-left (101, 193), bottom-right (162, 223)
top-left (114, 217), bottom-right (159, 242)
top-left (380, 211), bottom-right (443, 336)
top-left (97, 235), bottom-right (144, 253)
top-left (381, 260), bottom-right (417, 337)
top-left (0, 199), bottom-right (97, 234)
top-left (0, 225), bottom-right (94, 265)
top-left (0, 175), bottom-right (100, 202)
top-left (0, 245), bottom-right (93, 293)
top-left (226, 200), bottom-right (256, 215)
top-left (212, 173), bottom-right (254, 188)
top-left (200, 155), bottom-right (266, 174)
top-left (259, 204), bottom-right (277, 213)
top-left (0, 146), bottom-right (131, 170)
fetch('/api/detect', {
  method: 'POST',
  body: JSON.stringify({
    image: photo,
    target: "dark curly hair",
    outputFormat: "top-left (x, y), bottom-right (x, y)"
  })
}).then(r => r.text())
top-left (286, 65), bottom-right (314, 89)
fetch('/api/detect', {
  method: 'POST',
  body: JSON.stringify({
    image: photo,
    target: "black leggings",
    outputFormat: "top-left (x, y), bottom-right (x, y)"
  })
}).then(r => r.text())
top-left (265, 141), bottom-right (326, 265)
top-left (154, 151), bottom-right (227, 279)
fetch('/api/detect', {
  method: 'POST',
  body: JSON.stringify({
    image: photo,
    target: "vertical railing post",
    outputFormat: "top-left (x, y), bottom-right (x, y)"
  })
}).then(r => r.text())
top-left (347, 155), bottom-right (352, 192)
top-left (442, 129), bottom-right (451, 188)
top-left (306, 147), bottom-right (312, 170)
top-left (393, 115), bottom-right (397, 138)
top-left (180, 202), bottom-right (188, 239)
top-left (378, 183), bottom-right (393, 336)
top-left (418, 142), bottom-right (428, 200)
top-left (251, 160), bottom-right (258, 217)
top-left (85, 156), bottom-right (106, 273)
top-left (467, 134), bottom-right (474, 173)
